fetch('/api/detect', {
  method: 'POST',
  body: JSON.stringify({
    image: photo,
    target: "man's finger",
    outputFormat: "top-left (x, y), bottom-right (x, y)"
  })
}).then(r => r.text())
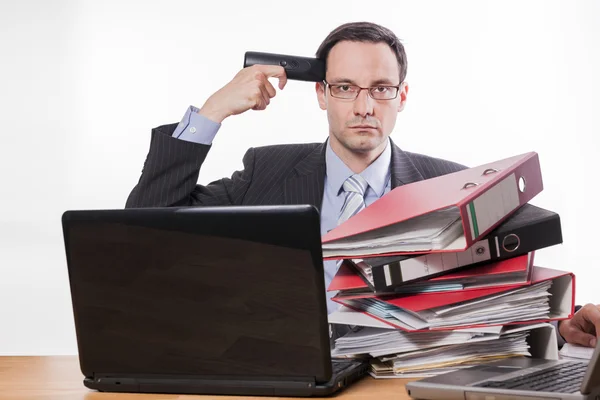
top-left (255, 65), bottom-right (288, 90)
top-left (565, 325), bottom-right (597, 347)
top-left (248, 84), bottom-right (267, 110)
top-left (252, 100), bottom-right (265, 111)
top-left (258, 85), bottom-right (270, 106)
top-left (263, 78), bottom-right (277, 98)
top-left (255, 73), bottom-right (277, 98)
top-left (582, 303), bottom-right (600, 338)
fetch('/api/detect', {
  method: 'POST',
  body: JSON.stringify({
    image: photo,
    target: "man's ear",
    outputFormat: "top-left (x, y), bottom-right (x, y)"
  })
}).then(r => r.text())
top-left (397, 82), bottom-right (409, 113)
top-left (316, 82), bottom-right (327, 110)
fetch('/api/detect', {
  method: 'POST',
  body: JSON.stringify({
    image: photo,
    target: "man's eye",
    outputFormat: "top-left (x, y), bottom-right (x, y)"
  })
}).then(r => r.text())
top-left (339, 85), bottom-right (351, 92)
top-left (375, 87), bottom-right (389, 92)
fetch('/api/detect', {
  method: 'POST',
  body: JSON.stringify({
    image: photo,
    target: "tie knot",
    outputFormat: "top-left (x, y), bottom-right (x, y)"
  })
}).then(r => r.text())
top-left (342, 174), bottom-right (368, 196)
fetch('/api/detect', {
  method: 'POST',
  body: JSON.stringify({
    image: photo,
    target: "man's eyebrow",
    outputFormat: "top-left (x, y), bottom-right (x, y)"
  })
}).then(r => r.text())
top-left (371, 78), bottom-right (398, 85)
top-left (327, 78), bottom-right (399, 86)
top-left (327, 78), bottom-right (358, 85)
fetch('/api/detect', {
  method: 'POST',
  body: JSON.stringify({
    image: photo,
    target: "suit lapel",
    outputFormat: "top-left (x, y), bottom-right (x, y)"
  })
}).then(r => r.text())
top-left (389, 138), bottom-right (425, 189)
top-left (283, 142), bottom-right (327, 211)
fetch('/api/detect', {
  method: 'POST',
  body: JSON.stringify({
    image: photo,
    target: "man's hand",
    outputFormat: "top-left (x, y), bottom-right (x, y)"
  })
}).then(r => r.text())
top-left (559, 303), bottom-right (600, 347)
top-left (198, 65), bottom-right (288, 123)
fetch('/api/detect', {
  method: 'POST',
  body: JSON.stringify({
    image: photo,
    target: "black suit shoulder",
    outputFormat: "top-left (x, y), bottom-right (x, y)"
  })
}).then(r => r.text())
top-left (403, 151), bottom-right (468, 179)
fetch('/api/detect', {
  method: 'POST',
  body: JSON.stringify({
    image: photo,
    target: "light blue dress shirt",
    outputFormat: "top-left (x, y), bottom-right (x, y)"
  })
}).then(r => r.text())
top-left (173, 106), bottom-right (392, 314)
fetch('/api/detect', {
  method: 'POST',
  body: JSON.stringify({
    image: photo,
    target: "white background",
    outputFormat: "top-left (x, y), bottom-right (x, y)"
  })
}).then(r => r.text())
top-left (1, 0), bottom-right (599, 355)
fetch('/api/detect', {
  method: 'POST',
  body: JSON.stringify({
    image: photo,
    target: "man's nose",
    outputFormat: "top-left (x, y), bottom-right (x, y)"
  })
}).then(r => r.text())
top-left (353, 89), bottom-right (374, 117)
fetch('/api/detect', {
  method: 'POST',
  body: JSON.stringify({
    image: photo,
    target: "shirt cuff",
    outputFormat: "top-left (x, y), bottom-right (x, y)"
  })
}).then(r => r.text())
top-left (172, 105), bottom-right (221, 145)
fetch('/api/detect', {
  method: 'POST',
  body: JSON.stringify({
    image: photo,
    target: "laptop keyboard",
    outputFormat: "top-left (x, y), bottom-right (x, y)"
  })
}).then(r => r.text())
top-left (475, 362), bottom-right (587, 393)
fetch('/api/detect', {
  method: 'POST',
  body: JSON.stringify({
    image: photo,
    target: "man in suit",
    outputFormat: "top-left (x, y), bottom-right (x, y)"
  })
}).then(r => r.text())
top-left (126, 21), bottom-right (600, 348)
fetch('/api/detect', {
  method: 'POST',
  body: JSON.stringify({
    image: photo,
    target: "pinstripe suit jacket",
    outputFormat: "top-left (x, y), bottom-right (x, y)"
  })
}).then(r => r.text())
top-left (125, 123), bottom-right (467, 209)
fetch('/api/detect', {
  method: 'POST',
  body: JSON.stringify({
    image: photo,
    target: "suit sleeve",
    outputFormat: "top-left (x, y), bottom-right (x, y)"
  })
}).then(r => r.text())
top-left (125, 123), bottom-right (255, 208)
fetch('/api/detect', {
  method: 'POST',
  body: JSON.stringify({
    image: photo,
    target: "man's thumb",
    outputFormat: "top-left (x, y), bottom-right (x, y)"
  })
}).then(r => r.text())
top-left (568, 331), bottom-right (597, 348)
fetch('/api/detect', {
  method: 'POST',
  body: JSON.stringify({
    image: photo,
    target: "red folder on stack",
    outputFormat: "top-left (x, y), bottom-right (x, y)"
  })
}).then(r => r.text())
top-left (330, 253), bottom-right (534, 297)
top-left (332, 266), bottom-right (575, 332)
top-left (322, 152), bottom-right (543, 260)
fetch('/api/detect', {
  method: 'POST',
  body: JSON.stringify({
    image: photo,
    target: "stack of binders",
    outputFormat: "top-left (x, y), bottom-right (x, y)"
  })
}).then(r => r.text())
top-left (322, 152), bottom-right (574, 378)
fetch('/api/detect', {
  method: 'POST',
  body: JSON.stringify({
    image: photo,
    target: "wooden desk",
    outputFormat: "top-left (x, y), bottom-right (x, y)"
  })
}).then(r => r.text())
top-left (0, 357), bottom-right (414, 400)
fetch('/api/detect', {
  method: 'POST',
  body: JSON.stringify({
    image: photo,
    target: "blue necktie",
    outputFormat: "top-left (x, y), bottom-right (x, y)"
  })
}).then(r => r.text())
top-left (338, 174), bottom-right (369, 225)
top-left (330, 174), bottom-right (370, 342)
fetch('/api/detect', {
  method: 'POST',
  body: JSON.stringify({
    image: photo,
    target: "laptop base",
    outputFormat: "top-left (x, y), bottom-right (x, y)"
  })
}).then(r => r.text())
top-left (85, 362), bottom-right (369, 397)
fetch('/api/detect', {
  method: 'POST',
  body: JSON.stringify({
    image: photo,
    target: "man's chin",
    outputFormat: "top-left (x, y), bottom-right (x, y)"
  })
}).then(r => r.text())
top-left (343, 136), bottom-right (386, 153)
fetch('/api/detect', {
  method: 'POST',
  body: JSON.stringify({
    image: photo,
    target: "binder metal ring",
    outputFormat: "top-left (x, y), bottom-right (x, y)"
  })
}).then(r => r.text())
top-left (482, 168), bottom-right (499, 176)
top-left (462, 182), bottom-right (479, 189)
top-left (502, 233), bottom-right (520, 252)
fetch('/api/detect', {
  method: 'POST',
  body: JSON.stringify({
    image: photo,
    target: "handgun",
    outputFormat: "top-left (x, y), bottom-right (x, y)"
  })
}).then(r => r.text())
top-left (243, 51), bottom-right (325, 82)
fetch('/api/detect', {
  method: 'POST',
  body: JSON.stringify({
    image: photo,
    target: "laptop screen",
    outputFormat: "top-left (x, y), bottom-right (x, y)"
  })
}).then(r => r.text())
top-left (63, 206), bottom-right (331, 382)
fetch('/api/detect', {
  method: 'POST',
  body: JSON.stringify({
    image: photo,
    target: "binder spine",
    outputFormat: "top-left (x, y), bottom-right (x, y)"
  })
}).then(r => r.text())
top-left (461, 153), bottom-right (543, 245)
top-left (370, 240), bottom-right (493, 292)
top-left (463, 172), bottom-right (521, 244)
top-left (494, 215), bottom-right (562, 259)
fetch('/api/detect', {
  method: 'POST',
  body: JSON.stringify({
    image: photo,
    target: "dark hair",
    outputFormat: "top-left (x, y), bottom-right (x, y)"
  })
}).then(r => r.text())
top-left (315, 21), bottom-right (407, 83)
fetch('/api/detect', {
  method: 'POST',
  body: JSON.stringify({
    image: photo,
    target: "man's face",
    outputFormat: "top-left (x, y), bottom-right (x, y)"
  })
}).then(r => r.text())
top-left (316, 41), bottom-right (408, 154)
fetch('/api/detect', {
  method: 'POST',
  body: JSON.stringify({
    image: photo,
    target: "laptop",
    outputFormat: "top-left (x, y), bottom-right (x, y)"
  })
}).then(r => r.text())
top-left (61, 205), bottom-right (368, 397)
top-left (406, 340), bottom-right (600, 399)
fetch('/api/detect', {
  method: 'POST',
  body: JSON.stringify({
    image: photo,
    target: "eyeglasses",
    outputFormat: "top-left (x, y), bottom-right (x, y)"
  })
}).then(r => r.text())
top-left (323, 80), bottom-right (401, 100)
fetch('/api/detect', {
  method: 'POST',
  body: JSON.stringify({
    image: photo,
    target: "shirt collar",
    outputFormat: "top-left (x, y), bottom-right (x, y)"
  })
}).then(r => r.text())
top-left (325, 138), bottom-right (392, 196)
